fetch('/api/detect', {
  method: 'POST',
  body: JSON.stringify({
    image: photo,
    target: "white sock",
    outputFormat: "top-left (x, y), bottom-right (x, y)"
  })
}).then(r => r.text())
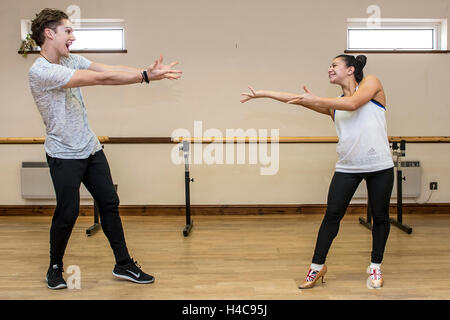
top-left (370, 262), bottom-right (381, 270)
top-left (310, 263), bottom-right (324, 272)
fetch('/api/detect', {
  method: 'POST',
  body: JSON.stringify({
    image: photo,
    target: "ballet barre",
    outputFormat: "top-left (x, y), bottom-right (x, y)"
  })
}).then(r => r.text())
top-left (3, 136), bottom-right (450, 144)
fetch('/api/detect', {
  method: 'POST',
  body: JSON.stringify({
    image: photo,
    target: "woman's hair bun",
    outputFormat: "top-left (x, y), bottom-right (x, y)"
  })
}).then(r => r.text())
top-left (356, 55), bottom-right (367, 69)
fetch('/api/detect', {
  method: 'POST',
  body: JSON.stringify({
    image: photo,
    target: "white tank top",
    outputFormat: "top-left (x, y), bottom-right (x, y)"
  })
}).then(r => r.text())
top-left (334, 94), bottom-right (394, 173)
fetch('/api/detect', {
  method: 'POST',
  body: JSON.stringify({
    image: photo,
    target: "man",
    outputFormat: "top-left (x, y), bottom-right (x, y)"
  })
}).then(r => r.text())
top-left (28, 8), bottom-right (182, 290)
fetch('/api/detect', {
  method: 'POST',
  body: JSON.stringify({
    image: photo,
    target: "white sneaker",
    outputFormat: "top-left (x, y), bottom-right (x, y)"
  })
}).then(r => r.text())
top-left (366, 266), bottom-right (383, 289)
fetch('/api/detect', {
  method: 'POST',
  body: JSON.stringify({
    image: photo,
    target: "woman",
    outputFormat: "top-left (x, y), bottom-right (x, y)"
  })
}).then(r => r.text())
top-left (241, 55), bottom-right (394, 289)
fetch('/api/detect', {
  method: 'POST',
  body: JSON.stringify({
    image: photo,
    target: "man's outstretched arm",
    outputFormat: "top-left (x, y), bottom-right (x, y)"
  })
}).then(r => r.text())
top-left (62, 56), bottom-right (182, 88)
top-left (62, 69), bottom-right (143, 88)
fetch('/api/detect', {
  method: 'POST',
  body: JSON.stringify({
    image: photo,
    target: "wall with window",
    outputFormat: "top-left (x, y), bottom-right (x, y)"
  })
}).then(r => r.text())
top-left (0, 0), bottom-right (449, 206)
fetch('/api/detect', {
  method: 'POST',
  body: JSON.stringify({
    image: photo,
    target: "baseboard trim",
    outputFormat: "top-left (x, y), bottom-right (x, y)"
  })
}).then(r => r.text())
top-left (0, 204), bottom-right (449, 216)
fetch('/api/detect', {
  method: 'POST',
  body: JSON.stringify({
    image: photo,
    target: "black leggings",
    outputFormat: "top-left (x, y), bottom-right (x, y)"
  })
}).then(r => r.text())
top-left (312, 167), bottom-right (394, 265)
top-left (47, 150), bottom-right (130, 266)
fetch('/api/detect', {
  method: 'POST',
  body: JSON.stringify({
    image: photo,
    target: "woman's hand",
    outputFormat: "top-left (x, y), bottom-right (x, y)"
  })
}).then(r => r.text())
top-left (240, 86), bottom-right (262, 103)
top-left (287, 85), bottom-right (319, 107)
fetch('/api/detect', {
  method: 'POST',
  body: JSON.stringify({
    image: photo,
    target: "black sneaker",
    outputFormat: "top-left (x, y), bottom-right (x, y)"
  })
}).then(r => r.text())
top-left (112, 259), bottom-right (155, 284)
top-left (46, 264), bottom-right (67, 290)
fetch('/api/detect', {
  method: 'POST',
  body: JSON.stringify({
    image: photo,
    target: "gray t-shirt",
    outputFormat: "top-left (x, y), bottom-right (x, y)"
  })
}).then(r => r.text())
top-left (28, 54), bottom-right (102, 159)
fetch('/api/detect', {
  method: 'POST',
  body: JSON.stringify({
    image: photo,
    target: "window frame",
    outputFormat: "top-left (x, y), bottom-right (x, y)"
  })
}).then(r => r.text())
top-left (20, 18), bottom-right (127, 54)
top-left (345, 18), bottom-right (448, 53)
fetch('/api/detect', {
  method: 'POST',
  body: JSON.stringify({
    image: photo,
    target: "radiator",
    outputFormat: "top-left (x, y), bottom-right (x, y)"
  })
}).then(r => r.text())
top-left (353, 161), bottom-right (421, 199)
top-left (21, 162), bottom-right (92, 199)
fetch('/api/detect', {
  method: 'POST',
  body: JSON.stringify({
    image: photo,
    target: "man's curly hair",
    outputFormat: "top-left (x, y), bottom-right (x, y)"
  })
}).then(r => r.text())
top-left (30, 8), bottom-right (69, 47)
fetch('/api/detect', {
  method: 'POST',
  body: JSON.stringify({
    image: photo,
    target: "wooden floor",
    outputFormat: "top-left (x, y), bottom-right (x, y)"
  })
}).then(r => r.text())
top-left (0, 214), bottom-right (449, 300)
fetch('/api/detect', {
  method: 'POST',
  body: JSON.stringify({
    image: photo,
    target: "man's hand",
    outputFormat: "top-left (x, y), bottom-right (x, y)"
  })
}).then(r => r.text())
top-left (147, 55), bottom-right (182, 81)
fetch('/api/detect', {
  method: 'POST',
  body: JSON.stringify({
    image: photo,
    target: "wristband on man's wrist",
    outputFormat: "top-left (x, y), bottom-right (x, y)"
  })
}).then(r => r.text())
top-left (142, 70), bottom-right (150, 83)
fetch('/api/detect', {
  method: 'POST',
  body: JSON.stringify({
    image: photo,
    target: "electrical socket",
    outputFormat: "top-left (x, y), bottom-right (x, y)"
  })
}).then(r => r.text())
top-left (430, 182), bottom-right (438, 190)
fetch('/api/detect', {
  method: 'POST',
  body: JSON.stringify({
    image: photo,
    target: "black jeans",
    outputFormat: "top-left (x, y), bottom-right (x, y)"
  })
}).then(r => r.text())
top-left (46, 150), bottom-right (130, 265)
top-left (312, 167), bottom-right (394, 264)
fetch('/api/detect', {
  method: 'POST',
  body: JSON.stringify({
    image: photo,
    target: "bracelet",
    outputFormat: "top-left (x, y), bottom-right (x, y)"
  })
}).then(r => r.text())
top-left (142, 70), bottom-right (149, 83)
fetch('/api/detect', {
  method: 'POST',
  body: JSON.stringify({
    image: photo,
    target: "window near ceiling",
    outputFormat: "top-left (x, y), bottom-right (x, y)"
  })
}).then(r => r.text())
top-left (20, 18), bottom-right (126, 53)
top-left (346, 18), bottom-right (448, 52)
